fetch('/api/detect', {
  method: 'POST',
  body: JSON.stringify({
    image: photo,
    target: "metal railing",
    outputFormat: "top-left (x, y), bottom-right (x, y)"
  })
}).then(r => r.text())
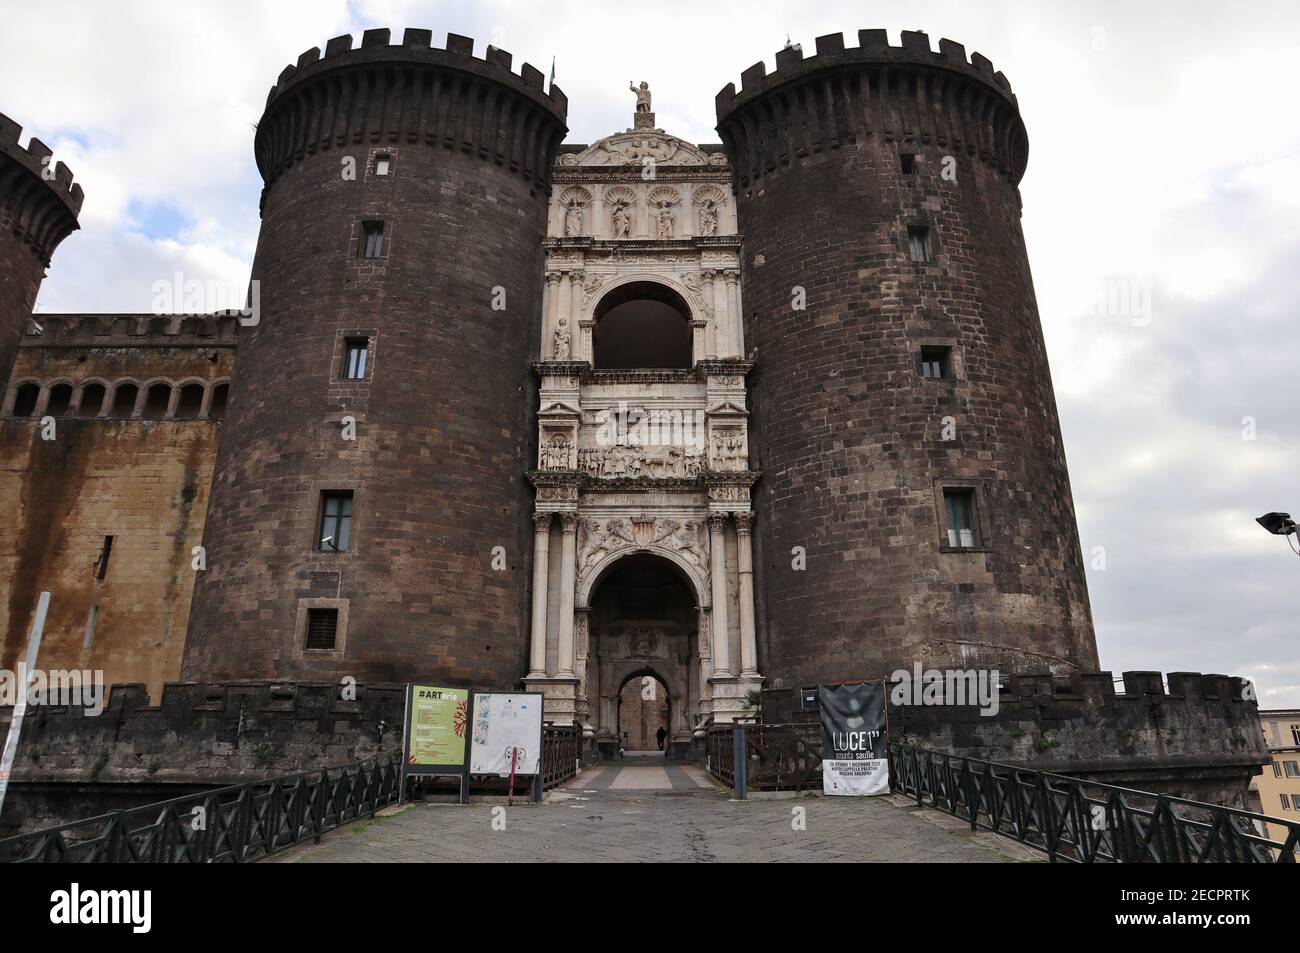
top-left (542, 725), bottom-right (581, 790)
top-left (890, 743), bottom-right (1299, 864)
top-left (707, 723), bottom-right (822, 795)
top-left (0, 757), bottom-right (400, 864)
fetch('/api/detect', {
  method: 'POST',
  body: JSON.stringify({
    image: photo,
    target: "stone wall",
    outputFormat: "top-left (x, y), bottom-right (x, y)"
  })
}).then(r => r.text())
top-left (0, 316), bottom-right (234, 697)
top-left (763, 670), bottom-right (1270, 807)
top-left (0, 681), bottom-right (403, 835)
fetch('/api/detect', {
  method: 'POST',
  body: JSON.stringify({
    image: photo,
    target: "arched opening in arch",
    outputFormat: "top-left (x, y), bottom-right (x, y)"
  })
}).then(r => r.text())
top-left (78, 383), bottom-right (106, 417)
top-left (593, 281), bottom-right (692, 369)
top-left (12, 382), bottom-right (39, 417)
top-left (45, 383), bottom-right (73, 417)
top-left (617, 670), bottom-right (670, 753)
top-left (175, 383), bottom-right (204, 419)
top-left (143, 382), bottom-right (171, 418)
top-left (585, 551), bottom-right (700, 756)
top-left (209, 383), bottom-right (229, 420)
top-left (110, 383), bottom-right (138, 418)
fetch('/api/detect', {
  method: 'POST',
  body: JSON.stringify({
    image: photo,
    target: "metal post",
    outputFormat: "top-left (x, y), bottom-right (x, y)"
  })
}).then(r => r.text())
top-left (0, 591), bottom-right (50, 820)
top-left (733, 726), bottom-right (748, 799)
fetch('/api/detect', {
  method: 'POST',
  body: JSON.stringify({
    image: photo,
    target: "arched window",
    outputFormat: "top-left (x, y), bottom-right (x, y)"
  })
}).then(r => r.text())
top-left (143, 382), bottom-right (171, 418)
top-left (46, 383), bottom-right (73, 416)
top-left (110, 383), bottom-right (139, 417)
top-left (78, 383), bottom-right (106, 417)
top-left (12, 382), bottom-right (40, 417)
top-left (593, 281), bottom-right (693, 369)
top-left (175, 383), bottom-right (205, 419)
top-left (209, 383), bottom-right (229, 420)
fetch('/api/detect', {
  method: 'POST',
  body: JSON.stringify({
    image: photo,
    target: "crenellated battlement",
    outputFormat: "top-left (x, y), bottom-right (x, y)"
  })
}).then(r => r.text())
top-left (254, 28), bottom-right (569, 196)
top-left (715, 29), bottom-right (1029, 187)
top-left (20, 312), bottom-right (241, 348)
top-left (0, 111), bottom-right (83, 265)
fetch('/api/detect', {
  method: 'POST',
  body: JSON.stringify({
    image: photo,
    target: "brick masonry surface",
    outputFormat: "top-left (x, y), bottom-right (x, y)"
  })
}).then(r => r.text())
top-left (182, 33), bottom-right (568, 687)
top-left (716, 33), bottom-right (1098, 689)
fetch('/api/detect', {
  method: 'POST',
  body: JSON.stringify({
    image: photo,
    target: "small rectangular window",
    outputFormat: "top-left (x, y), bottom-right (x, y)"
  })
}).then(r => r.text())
top-left (1285, 760), bottom-right (1300, 779)
top-left (343, 339), bottom-right (369, 380)
top-left (900, 153), bottom-right (916, 175)
top-left (1284, 794), bottom-right (1292, 811)
top-left (318, 491), bottom-right (353, 552)
top-left (908, 226), bottom-right (932, 263)
top-left (361, 221), bottom-right (384, 259)
top-left (1292, 724), bottom-right (1300, 745)
top-left (375, 154), bottom-right (391, 176)
top-left (943, 488), bottom-right (977, 548)
top-left (1294, 794), bottom-right (1300, 811)
top-left (920, 346), bottom-right (952, 380)
top-left (305, 608), bottom-right (338, 650)
top-left (1275, 761), bottom-right (1284, 778)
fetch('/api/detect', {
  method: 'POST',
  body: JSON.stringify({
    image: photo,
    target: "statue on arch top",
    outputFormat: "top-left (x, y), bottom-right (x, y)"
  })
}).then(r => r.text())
top-left (629, 80), bottom-right (652, 113)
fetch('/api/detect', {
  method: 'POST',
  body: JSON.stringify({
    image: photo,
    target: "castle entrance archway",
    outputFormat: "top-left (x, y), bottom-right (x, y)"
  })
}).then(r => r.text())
top-left (585, 552), bottom-right (699, 758)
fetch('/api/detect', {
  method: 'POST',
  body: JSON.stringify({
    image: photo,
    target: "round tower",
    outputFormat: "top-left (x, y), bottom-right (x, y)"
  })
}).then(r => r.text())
top-left (0, 112), bottom-right (82, 398)
top-left (182, 29), bottom-right (567, 686)
top-left (715, 30), bottom-right (1097, 687)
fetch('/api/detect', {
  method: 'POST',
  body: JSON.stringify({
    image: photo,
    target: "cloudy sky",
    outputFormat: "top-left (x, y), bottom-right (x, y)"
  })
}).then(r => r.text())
top-left (3, 1), bottom-right (1297, 705)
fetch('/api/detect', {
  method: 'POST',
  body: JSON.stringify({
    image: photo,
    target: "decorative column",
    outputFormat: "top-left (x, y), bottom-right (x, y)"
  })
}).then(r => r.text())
top-left (579, 320), bottom-right (596, 364)
top-left (556, 512), bottom-right (579, 678)
top-left (544, 272), bottom-right (561, 357)
top-left (527, 512), bottom-right (552, 678)
top-left (575, 608), bottom-right (592, 730)
top-left (735, 512), bottom-right (759, 677)
top-left (559, 271), bottom-right (573, 329)
top-left (712, 269), bottom-right (729, 357)
top-left (707, 514), bottom-right (732, 677)
top-left (690, 319), bottom-right (708, 365)
top-left (724, 269), bottom-right (742, 358)
top-left (701, 269), bottom-right (719, 358)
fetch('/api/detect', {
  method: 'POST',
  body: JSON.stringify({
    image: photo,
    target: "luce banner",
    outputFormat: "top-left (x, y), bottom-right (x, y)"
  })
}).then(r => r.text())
top-left (819, 681), bottom-right (889, 796)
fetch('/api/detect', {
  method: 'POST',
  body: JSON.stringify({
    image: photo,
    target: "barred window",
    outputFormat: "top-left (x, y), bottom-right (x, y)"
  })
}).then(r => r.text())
top-left (305, 608), bottom-right (338, 650)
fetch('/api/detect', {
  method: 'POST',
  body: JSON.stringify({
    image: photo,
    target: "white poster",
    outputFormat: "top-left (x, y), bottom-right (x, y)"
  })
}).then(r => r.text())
top-left (469, 692), bottom-right (543, 777)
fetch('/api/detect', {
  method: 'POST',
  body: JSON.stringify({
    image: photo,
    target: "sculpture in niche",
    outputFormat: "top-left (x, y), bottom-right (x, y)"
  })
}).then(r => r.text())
top-left (656, 204), bottom-right (674, 239)
top-left (541, 433), bottom-right (572, 470)
top-left (698, 200), bottom-right (718, 237)
top-left (553, 317), bottom-right (571, 359)
top-left (564, 201), bottom-right (584, 237)
top-left (611, 202), bottom-right (632, 239)
top-left (711, 429), bottom-right (747, 468)
top-left (629, 80), bottom-right (652, 113)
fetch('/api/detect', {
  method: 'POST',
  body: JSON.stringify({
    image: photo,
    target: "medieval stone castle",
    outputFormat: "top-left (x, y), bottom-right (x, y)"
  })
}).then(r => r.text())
top-left (0, 28), bottom-right (1267, 808)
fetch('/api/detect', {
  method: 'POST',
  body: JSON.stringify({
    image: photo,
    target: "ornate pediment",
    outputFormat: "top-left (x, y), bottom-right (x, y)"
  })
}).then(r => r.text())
top-left (560, 131), bottom-right (724, 168)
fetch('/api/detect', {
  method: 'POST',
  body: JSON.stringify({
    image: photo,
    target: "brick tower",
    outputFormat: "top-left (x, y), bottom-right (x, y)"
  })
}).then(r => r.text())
top-left (182, 30), bottom-right (567, 685)
top-left (715, 31), bottom-right (1097, 688)
top-left (0, 113), bottom-right (81, 398)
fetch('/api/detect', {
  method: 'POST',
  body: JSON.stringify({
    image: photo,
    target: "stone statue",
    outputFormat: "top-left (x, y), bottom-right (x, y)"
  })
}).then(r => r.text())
top-left (656, 204), bottom-right (674, 239)
top-left (629, 80), bottom-right (651, 113)
top-left (698, 200), bottom-right (718, 237)
top-left (553, 318), bottom-right (570, 359)
top-left (611, 202), bottom-right (631, 239)
top-left (564, 201), bottom-right (584, 237)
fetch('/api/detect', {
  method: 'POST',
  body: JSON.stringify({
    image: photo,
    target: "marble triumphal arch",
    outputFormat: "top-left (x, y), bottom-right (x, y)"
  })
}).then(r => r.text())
top-left (524, 87), bottom-right (763, 752)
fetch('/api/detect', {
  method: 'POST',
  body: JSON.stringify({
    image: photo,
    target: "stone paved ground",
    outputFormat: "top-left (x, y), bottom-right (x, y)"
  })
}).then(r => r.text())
top-left (270, 759), bottom-right (1037, 863)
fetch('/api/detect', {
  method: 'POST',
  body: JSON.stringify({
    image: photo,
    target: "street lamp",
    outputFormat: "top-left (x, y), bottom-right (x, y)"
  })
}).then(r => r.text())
top-left (1256, 512), bottom-right (1300, 556)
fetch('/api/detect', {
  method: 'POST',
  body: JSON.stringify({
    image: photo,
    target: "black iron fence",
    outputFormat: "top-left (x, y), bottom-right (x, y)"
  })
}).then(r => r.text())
top-left (704, 728), bottom-right (1299, 863)
top-left (891, 743), bottom-right (1297, 863)
top-left (542, 724), bottom-right (581, 790)
top-left (0, 756), bottom-right (401, 864)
